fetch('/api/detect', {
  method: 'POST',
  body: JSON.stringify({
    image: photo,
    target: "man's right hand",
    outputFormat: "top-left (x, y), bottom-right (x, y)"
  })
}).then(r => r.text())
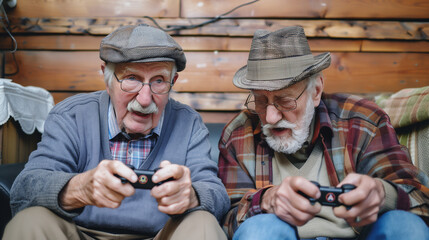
top-left (59, 160), bottom-right (137, 210)
top-left (261, 176), bottom-right (321, 226)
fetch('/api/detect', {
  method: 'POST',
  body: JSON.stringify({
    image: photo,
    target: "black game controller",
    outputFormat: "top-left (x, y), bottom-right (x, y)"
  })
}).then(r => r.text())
top-left (115, 165), bottom-right (173, 189)
top-left (299, 181), bottom-right (356, 209)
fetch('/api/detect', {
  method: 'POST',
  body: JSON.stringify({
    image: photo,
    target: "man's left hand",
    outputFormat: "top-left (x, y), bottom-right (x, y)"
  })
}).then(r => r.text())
top-left (333, 173), bottom-right (385, 227)
top-left (150, 160), bottom-right (199, 215)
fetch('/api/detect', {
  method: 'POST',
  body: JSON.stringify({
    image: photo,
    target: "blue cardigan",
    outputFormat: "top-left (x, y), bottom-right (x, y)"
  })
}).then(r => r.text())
top-left (10, 91), bottom-right (229, 236)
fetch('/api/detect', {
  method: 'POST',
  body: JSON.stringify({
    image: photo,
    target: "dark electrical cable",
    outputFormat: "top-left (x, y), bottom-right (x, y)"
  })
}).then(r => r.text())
top-left (0, 0), bottom-right (260, 77)
top-left (144, 0), bottom-right (260, 32)
top-left (1, 3), bottom-right (19, 76)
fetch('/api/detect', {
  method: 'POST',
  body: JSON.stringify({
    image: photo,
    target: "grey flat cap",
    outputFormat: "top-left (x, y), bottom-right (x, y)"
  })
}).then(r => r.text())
top-left (233, 26), bottom-right (331, 91)
top-left (100, 24), bottom-right (186, 72)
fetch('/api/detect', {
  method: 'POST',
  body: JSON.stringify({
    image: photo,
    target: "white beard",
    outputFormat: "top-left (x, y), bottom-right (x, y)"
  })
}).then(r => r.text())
top-left (262, 96), bottom-right (315, 154)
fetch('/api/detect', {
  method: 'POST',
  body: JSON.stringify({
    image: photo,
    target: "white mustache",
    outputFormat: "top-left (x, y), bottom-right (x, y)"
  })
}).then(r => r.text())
top-left (263, 120), bottom-right (296, 131)
top-left (127, 99), bottom-right (158, 114)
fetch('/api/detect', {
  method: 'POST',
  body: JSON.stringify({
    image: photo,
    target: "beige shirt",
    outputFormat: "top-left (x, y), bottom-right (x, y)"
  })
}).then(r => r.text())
top-left (270, 113), bottom-right (398, 237)
top-left (272, 141), bottom-right (357, 238)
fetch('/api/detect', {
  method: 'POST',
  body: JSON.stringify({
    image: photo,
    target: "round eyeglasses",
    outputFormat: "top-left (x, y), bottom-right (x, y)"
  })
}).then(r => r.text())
top-left (244, 86), bottom-right (307, 114)
top-left (114, 73), bottom-right (172, 94)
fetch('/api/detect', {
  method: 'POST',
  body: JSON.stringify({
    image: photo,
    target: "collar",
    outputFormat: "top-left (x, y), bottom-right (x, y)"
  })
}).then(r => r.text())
top-left (311, 95), bottom-right (333, 145)
top-left (108, 99), bottom-right (164, 140)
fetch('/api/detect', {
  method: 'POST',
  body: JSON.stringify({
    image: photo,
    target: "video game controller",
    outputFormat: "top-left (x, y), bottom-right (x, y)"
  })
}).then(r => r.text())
top-left (299, 181), bottom-right (356, 209)
top-left (115, 164), bottom-right (173, 189)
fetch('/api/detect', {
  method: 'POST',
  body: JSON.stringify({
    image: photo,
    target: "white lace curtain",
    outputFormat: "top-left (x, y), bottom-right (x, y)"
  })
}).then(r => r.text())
top-left (0, 78), bottom-right (54, 134)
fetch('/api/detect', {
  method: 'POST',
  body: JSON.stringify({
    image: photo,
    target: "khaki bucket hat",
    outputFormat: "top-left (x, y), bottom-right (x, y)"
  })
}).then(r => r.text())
top-left (233, 26), bottom-right (331, 91)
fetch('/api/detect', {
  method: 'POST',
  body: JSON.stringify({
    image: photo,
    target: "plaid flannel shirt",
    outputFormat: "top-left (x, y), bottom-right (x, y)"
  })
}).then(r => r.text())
top-left (218, 93), bottom-right (429, 237)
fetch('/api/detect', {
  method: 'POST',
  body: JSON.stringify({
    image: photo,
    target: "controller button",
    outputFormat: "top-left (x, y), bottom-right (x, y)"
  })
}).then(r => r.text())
top-left (138, 175), bottom-right (148, 184)
top-left (326, 192), bottom-right (336, 203)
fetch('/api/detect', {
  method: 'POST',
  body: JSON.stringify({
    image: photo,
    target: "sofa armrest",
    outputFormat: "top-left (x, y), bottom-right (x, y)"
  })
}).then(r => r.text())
top-left (0, 162), bottom-right (25, 237)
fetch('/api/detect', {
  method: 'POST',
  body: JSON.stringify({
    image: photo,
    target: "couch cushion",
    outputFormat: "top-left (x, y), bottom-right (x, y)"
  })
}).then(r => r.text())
top-left (376, 86), bottom-right (429, 177)
top-left (376, 86), bottom-right (429, 128)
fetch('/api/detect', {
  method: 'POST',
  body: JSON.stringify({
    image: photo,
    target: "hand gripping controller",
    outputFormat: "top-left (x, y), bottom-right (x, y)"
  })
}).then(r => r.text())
top-left (115, 165), bottom-right (173, 189)
top-left (299, 181), bottom-right (356, 209)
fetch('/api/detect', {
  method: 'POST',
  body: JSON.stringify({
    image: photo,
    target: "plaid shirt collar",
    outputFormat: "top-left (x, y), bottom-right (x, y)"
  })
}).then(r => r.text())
top-left (108, 100), bottom-right (163, 140)
top-left (314, 96), bottom-right (334, 141)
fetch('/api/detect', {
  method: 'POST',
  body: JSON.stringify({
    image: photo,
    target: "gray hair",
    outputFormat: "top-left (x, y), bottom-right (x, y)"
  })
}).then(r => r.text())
top-left (103, 62), bottom-right (178, 89)
top-left (305, 72), bottom-right (322, 94)
top-left (170, 64), bottom-right (177, 84)
top-left (104, 62), bottom-right (116, 88)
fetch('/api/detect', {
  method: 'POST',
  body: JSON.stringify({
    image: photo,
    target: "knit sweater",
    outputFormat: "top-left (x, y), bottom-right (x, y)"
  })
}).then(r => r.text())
top-left (10, 91), bottom-right (230, 236)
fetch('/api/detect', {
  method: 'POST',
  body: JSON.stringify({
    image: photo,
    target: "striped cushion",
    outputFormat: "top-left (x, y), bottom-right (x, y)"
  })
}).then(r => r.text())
top-left (376, 86), bottom-right (429, 176)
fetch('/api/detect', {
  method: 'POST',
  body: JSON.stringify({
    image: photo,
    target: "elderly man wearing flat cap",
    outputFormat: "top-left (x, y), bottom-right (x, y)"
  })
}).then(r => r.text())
top-left (3, 24), bottom-right (229, 240)
top-left (218, 26), bottom-right (429, 239)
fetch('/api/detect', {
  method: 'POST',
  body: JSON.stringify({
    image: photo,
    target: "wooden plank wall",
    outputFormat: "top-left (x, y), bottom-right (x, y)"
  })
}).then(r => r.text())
top-left (1, 0), bottom-right (428, 123)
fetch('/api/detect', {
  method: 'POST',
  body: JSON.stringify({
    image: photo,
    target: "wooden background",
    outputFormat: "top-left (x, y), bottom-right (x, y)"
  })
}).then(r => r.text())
top-left (1, 0), bottom-right (429, 123)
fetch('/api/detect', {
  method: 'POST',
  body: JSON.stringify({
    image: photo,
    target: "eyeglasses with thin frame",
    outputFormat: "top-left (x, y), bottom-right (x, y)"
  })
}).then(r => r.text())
top-left (113, 73), bottom-right (172, 94)
top-left (245, 86), bottom-right (307, 114)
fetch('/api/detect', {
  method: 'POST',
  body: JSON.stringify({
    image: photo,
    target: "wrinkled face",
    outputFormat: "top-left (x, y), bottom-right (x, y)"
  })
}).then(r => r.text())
top-left (254, 80), bottom-right (320, 154)
top-left (106, 62), bottom-right (175, 135)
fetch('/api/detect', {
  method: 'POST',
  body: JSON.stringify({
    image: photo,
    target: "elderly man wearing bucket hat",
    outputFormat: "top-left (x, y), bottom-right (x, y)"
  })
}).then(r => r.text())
top-left (3, 24), bottom-right (229, 239)
top-left (218, 26), bottom-right (429, 239)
